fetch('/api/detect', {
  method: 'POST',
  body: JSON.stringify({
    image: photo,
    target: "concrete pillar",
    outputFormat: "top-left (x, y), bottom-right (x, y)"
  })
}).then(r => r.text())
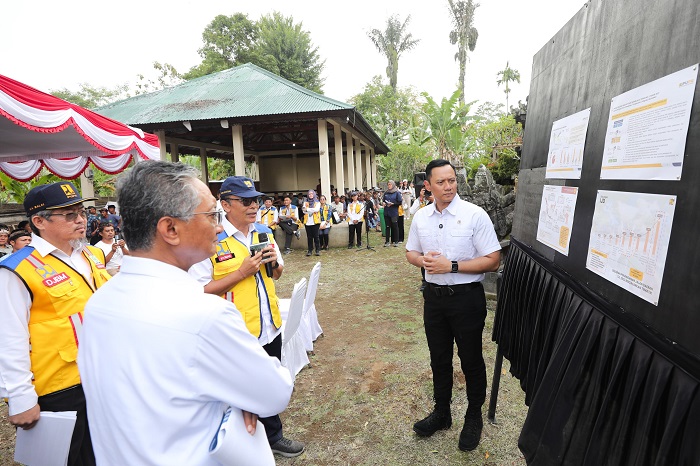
top-left (345, 131), bottom-right (355, 191)
top-left (364, 143), bottom-right (372, 189)
top-left (232, 124), bottom-right (245, 176)
top-left (292, 153), bottom-right (298, 191)
top-left (354, 138), bottom-right (363, 190)
top-left (333, 123), bottom-right (345, 195)
top-left (317, 120), bottom-right (331, 198)
top-left (199, 147), bottom-right (209, 184)
top-left (371, 149), bottom-right (378, 188)
top-left (171, 143), bottom-right (179, 163)
top-left (156, 130), bottom-right (167, 161)
top-left (79, 170), bottom-right (96, 207)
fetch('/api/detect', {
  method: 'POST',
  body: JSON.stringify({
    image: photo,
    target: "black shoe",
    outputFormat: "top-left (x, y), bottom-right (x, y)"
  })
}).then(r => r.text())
top-left (348, 245), bottom-right (354, 249)
top-left (413, 410), bottom-right (451, 437)
top-left (357, 244), bottom-right (362, 248)
top-left (271, 437), bottom-right (305, 458)
top-left (315, 251), bottom-right (320, 256)
top-left (458, 412), bottom-right (483, 451)
top-left (384, 242), bottom-right (390, 247)
top-left (284, 248), bottom-right (292, 254)
top-left (306, 251), bottom-right (312, 256)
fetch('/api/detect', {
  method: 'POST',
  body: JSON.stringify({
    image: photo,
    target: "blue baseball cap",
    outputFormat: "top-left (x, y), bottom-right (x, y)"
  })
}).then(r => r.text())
top-left (219, 176), bottom-right (265, 199)
top-left (24, 181), bottom-right (97, 216)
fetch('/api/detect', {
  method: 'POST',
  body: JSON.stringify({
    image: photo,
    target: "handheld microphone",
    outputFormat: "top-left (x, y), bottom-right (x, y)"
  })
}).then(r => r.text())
top-left (257, 233), bottom-right (274, 277)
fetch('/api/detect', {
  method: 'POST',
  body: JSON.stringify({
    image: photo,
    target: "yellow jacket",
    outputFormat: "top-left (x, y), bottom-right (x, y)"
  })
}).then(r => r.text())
top-left (1, 246), bottom-right (110, 396)
top-left (209, 231), bottom-right (282, 337)
top-left (303, 201), bottom-right (321, 225)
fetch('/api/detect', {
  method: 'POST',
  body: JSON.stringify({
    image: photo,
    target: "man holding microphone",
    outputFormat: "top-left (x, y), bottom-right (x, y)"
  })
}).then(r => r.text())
top-left (189, 176), bottom-right (305, 458)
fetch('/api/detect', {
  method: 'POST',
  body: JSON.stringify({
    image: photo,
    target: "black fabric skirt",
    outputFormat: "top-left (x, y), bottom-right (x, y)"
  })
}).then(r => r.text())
top-left (493, 238), bottom-right (700, 465)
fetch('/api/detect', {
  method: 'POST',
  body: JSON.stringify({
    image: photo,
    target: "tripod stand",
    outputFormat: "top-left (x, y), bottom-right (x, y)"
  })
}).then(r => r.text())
top-left (356, 221), bottom-right (376, 252)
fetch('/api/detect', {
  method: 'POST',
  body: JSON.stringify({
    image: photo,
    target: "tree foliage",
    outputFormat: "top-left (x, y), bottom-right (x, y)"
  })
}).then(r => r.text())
top-left (349, 76), bottom-right (422, 145)
top-left (420, 89), bottom-right (474, 164)
top-left (0, 171), bottom-right (61, 203)
top-left (377, 143), bottom-right (431, 183)
top-left (367, 15), bottom-right (420, 90)
top-left (496, 61), bottom-right (521, 112)
top-left (51, 83), bottom-right (129, 109)
top-left (447, 0), bottom-right (479, 106)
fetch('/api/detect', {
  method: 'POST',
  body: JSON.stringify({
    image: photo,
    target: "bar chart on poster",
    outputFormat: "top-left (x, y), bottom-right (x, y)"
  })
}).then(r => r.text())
top-left (586, 190), bottom-right (677, 305)
top-left (545, 108), bottom-right (591, 179)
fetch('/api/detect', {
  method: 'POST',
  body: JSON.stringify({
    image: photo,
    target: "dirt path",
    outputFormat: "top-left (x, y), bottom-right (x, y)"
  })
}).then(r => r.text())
top-left (0, 229), bottom-right (527, 465)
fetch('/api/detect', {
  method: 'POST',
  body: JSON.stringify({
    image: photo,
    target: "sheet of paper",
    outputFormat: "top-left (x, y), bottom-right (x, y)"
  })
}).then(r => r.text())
top-left (586, 190), bottom-right (676, 305)
top-left (15, 411), bottom-right (76, 466)
top-left (209, 407), bottom-right (275, 466)
top-left (536, 185), bottom-right (579, 255)
top-left (545, 108), bottom-right (591, 179)
top-left (600, 64), bottom-right (698, 180)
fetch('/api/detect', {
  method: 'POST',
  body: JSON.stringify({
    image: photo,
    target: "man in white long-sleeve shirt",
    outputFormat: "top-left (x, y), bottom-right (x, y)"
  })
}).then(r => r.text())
top-left (78, 161), bottom-right (293, 465)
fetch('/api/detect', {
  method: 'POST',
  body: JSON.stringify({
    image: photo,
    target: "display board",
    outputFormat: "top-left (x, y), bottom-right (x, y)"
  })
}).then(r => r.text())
top-left (512, 0), bottom-right (700, 358)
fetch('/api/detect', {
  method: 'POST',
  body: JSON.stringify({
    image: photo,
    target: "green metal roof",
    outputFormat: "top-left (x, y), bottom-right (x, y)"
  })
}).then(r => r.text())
top-left (97, 63), bottom-right (354, 125)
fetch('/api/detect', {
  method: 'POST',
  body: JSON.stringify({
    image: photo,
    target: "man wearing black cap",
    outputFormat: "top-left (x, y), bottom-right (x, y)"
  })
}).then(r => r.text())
top-left (0, 181), bottom-right (112, 466)
top-left (189, 176), bottom-right (305, 458)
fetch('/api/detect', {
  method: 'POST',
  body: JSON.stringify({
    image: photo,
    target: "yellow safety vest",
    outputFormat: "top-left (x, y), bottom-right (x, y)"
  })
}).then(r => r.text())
top-left (1, 246), bottom-right (110, 396)
top-left (280, 205), bottom-right (302, 228)
top-left (258, 207), bottom-right (278, 230)
top-left (209, 231), bottom-right (282, 338)
top-left (303, 201), bottom-right (321, 224)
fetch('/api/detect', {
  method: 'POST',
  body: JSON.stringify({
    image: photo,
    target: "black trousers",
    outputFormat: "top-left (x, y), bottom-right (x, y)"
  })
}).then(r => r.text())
top-left (385, 215), bottom-right (399, 243)
top-left (348, 222), bottom-right (363, 246)
top-left (305, 224), bottom-right (320, 253)
top-left (260, 334), bottom-right (284, 445)
top-left (319, 227), bottom-right (330, 248)
top-left (38, 385), bottom-right (95, 466)
top-left (398, 215), bottom-right (405, 242)
top-left (422, 283), bottom-right (487, 413)
top-left (278, 220), bottom-right (298, 249)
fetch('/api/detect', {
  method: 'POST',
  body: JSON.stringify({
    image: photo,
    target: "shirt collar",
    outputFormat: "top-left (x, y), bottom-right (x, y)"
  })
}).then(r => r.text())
top-left (427, 195), bottom-right (460, 217)
top-left (222, 217), bottom-right (255, 239)
top-left (29, 233), bottom-right (85, 258)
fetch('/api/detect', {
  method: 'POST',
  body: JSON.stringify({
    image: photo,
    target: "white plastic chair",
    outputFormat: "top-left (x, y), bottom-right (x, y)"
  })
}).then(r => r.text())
top-left (280, 278), bottom-right (309, 379)
top-left (303, 262), bottom-right (324, 346)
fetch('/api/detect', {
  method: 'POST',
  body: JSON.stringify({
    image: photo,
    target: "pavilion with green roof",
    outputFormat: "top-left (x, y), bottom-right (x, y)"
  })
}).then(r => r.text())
top-left (97, 63), bottom-right (389, 196)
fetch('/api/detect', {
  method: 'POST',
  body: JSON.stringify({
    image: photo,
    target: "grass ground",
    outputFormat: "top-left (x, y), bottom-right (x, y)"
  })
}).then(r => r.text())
top-left (0, 226), bottom-right (527, 466)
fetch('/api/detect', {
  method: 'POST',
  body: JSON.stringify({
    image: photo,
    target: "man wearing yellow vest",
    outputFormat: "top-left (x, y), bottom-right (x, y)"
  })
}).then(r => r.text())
top-left (0, 181), bottom-right (111, 466)
top-left (188, 176), bottom-right (305, 458)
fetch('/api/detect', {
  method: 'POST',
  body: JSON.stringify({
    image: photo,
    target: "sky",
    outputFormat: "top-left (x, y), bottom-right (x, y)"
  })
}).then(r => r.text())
top-left (1, 0), bottom-right (585, 110)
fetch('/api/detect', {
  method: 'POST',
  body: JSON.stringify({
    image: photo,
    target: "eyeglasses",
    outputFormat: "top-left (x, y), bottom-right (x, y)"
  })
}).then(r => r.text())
top-left (191, 210), bottom-right (223, 224)
top-left (223, 197), bottom-right (258, 207)
top-left (45, 209), bottom-right (88, 222)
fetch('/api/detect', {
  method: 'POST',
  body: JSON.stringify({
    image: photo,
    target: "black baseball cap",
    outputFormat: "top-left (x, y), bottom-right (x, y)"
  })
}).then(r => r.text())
top-left (24, 181), bottom-right (97, 216)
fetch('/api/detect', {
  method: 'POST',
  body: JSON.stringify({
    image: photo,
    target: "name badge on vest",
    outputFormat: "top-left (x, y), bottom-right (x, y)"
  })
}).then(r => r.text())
top-left (35, 264), bottom-right (73, 288)
top-left (216, 242), bottom-right (235, 262)
top-left (83, 248), bottom-right (106, 269)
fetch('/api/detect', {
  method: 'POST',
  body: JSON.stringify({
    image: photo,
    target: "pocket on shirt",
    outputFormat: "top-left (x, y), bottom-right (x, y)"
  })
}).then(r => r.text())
top-left (450, 228), bottom-right (476, 258)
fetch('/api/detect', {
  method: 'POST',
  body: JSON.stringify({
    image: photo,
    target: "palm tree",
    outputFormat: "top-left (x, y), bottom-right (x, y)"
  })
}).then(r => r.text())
top-left (497, 61), bottom-right (521, 112)
top-left (420, 90), bottom-right (474, 165)
top-left (367, 15), bottom-right (420, 90)
top-left (447, 0), bottom-right (479, 106)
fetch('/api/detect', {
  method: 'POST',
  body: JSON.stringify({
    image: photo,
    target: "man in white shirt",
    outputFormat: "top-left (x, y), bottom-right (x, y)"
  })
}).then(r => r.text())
top-left (189, 176), bottom-right (305, 458)
top-left (78, 161), bottom-right (293, 465)
top-left (406, 159), bottom-right (501, 452)
top-left (93, 223), bottom-right (129, 275)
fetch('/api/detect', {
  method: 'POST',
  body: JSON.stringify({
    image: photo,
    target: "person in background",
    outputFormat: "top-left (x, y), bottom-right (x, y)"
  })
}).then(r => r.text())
top-left (17, 220), bottom-right (32, 233)
top-left (331, 195), bottom-right (346, 223)
top-left (188, 175), bottom-right (305, 458)
top-left (79, 161), bottom-right (293, 465)
top-left (365, 191), bottom-right (378, 236)
top-left (94, 223), bottom-right (129, 276)
top-left (256, 197), bottom-right (279, 232)
top-left (106, 204), bottom-right (122, 233)
top-left (0, 181), bottom-right (111, 466)
top-left (405, 159), bottom-right (501, 452)
top-left (278, 196), bottom-right (302, 254)
top-left (86, 206), bottom-right (101, 245)
top-left (0, 227), bottom-right (12, 258)
top-left (302, 189), bottom-right (322, 257)
top-left (347, 191), bottom-right (364, 249)
top-left (398, 203), bottom-right (406, 243)
top-left (318, 195), bottom-right (333, 250)
top-left (8, 229), bottom-right (32, 253)
top-left (382, 180), bottom-right (402, 247)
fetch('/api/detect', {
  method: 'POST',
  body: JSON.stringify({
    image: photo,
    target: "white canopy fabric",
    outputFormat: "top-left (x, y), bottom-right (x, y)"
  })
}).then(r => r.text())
top-left (0, 74), bottom-right (160, 181)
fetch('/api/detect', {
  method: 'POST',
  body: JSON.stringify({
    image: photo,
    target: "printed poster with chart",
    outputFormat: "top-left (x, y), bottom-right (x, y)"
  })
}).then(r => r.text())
top-left (536, 185), bottom-right (579, 255)
top-left (586, 190), bottom-right (677, 305)
top-left (601, 64), bottom-right (698, 180)
top-left (545, 108), bottom-right (591, 179)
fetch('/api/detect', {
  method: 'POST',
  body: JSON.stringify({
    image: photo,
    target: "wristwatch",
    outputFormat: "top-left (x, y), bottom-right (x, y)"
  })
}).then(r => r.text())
top-left (451, 261), bottom-right (459, 273)
top-left (271, 261), bottom-right (280, 270)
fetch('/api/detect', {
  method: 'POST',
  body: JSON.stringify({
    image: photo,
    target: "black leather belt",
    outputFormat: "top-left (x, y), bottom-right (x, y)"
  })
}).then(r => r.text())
top-left (427, 282), bottom-right (480, 296)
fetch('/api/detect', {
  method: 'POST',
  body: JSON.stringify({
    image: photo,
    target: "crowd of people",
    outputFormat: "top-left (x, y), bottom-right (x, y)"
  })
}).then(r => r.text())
top-left (0, 160), bottom-right (501, 462)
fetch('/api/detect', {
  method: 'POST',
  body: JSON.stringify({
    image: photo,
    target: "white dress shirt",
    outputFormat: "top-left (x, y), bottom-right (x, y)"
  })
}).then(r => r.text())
top-left (405, 196), bottom-right (501, 285)
top-left (79, 256), bottom-right (293, 466)
top-left (188, 217), bottom-right (284, 346)
top-left (0, 234), bottom-right (92, 415)
top-left (95, 239), bottom-right (125, 270)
